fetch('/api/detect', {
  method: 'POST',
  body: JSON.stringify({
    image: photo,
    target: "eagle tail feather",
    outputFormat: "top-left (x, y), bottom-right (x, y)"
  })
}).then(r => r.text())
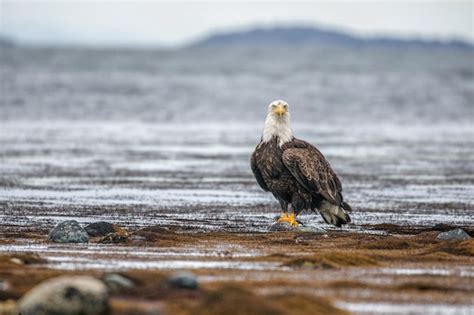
top-left (319, 200), bottom-right (351, 227)
top-left (341, 201), bottom-right (352, 212)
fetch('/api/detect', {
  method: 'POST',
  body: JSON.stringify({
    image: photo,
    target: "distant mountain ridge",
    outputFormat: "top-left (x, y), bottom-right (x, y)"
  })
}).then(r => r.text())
top-left (190, 26), bottom-right (473, 50)
top-left (0, 34), bottom-right (16, 48)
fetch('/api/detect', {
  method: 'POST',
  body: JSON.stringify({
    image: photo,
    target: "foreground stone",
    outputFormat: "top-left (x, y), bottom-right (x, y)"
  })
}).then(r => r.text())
top-left (436, 228), bottom-right (471, 241)
top-left (48, 220), bottom-right (89, 243)
top-left (166, 271), bottom-right (198, 289)
top-left (18, 276), bottom-right (108, 315)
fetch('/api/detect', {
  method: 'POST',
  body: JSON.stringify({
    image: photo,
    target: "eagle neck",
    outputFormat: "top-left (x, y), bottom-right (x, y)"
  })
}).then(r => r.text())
top-left (261, 113), bottom-right (293, 147)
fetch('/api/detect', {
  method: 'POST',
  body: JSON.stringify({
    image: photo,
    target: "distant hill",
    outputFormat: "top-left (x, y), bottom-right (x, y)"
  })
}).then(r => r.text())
top-left (190, 26), bottom-right (473, 50)
top-left (0, 34), bottom-right (16, 48)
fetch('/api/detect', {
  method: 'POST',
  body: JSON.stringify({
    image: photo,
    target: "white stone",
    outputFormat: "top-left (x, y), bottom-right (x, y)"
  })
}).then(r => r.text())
top-left (18, 276), bottom-right (108, 315)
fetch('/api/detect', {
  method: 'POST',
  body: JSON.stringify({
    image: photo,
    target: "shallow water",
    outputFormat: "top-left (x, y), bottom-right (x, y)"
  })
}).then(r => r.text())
top-left (1, 120), bottom-right (472, 233)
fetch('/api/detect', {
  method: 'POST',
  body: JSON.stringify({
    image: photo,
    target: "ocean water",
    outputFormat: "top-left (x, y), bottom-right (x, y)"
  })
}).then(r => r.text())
top-left (0, 46), bottom-right (473, 231)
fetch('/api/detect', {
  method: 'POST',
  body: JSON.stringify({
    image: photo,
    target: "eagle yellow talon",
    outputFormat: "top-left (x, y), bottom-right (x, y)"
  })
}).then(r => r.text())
top-left (277, 212), bottom-right (299, 226)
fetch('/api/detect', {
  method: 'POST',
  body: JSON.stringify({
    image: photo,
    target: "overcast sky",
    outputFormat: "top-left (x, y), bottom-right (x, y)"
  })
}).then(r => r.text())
top-left (1, 1), bottom-right (473, 47)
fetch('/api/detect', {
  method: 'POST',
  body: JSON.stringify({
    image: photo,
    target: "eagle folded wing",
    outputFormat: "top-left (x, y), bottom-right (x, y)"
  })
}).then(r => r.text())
top-left (250, 149), bottom-right (269, 191)
top-left (282, 147), bottom-right (343, 205)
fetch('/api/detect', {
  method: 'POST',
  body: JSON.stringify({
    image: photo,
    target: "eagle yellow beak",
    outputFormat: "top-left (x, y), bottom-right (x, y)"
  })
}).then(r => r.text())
top-left (273, 105), bottom-right (287, 116)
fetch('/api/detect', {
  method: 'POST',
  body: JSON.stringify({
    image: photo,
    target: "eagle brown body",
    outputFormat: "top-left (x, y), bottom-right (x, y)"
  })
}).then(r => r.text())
top-left (250, 100), bottom-right (351, 227)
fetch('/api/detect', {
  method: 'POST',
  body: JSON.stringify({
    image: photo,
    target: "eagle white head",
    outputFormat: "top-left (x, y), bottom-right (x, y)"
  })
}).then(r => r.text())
top-left (262, 100), bottom-right (293, 146)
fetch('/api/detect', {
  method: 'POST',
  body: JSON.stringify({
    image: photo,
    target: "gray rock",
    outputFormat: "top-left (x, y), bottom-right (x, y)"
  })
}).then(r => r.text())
top-left (268, 221), bottom-right (300, 232)
top-left (102, 273), bottom-right (134, 293)
top-left (436, 228), bottom-right (471, 241)
top-left (49, 220), bottom-right (89, 243)
top-left (18, 276), bottom-right (108, 315)
top-left (268, 221), bottom-right (326, 233)
top-left (166, 271), bottom-right (198, 290)
top-left (84, 222), bottom-right (116, 237)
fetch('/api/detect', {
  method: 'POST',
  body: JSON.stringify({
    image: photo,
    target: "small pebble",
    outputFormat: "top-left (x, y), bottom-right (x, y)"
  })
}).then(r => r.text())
top-left (9, 258), bottom-right (23, 265)
top-left (166, 271), bottom-right (198, 290)
top-left (102, 273), bottom-right (134, 293)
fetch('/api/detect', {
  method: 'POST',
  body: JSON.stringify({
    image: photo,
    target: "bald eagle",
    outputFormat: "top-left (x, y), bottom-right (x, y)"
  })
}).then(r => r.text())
top-left (250, 100), bottom-right (352, 227)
